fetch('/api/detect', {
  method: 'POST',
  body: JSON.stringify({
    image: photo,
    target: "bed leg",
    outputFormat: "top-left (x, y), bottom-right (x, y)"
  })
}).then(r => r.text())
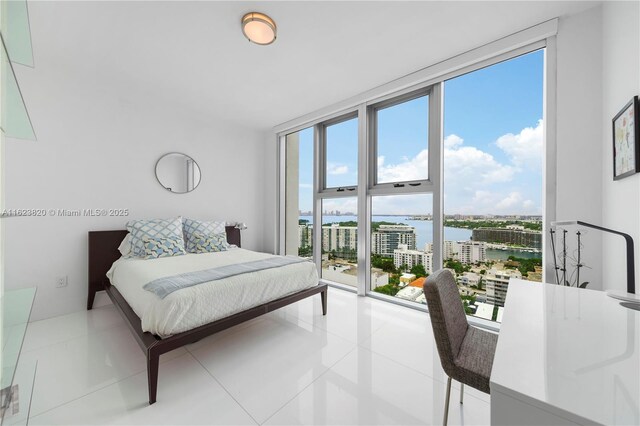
top-left (147, 351), bottom-right (160, 405)
top-left (321, 289), bottom-right (327, 316)
top-left (87, 289), bottom-right (96, 310)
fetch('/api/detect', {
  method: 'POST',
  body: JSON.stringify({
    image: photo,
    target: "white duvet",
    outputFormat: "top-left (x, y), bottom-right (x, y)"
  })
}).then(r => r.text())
top-left (106, 249), bottom-right (319, 338)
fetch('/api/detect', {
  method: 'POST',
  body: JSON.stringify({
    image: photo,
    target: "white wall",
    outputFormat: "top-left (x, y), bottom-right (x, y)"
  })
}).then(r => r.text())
top-left (601, 1), bottom-right (640, 294)
top-left (554, 5), bottom-right (604, 289)
top-left (5, 60), bottom-right (267, 321)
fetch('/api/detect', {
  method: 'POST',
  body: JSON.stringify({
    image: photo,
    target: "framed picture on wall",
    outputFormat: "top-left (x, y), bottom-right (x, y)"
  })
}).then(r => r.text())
top-left (612, 95), bottom-right (640, 180)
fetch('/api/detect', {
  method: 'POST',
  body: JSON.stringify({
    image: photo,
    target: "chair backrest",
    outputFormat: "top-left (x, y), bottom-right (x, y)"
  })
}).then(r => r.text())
top-left (424, 269), bottom-right (469, 375)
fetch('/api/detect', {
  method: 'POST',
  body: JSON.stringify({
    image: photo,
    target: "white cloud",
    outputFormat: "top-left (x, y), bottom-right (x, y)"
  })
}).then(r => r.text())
top-left (496, 119), bottom-right (543, 169)
top-left (472, 190), bottom-right (493, 204)
top-left (378, 149), bottom-right (429, 182)
top-left (444, 144), bottom-right (515, 185)
top-left (496, 192), bottom-right (523, 210)
top-left (464, 190), bottom-right (540, 215)
top-left (444, 134), bottom-right (464, 149)
top-left (308, 123), bottom-right (543, 215)
top-left (327, 163), bottom-right (349, 175)
top-left (522, 199), bottom-right (535, 210)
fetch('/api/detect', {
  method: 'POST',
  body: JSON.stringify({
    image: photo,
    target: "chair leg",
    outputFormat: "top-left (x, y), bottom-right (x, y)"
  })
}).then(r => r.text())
top-left (460, 383), bottom-right (464, 404)
top-left (443, 376), bottom-right (452, 426)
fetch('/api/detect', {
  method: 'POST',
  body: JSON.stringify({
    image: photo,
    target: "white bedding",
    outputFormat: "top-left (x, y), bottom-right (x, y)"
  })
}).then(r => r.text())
top-left (106, 249), bottom-right (319, 337)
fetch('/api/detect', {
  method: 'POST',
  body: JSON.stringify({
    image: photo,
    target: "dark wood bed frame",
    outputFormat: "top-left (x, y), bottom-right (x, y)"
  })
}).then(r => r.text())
top-left (87, 226), bottom-right (327, 404)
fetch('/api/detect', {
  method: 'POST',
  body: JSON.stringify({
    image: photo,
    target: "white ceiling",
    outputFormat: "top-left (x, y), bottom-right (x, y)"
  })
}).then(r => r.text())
top-left (27, 1), bottom-right (599, 131)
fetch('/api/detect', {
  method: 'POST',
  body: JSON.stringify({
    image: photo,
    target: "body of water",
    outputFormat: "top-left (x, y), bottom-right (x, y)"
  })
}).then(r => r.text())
top-left (301, 214), bottom-right (541, 260)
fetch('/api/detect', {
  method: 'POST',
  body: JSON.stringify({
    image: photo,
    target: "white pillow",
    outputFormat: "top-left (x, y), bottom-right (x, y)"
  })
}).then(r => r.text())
top-left (118, 233), bottom-right (133, 257)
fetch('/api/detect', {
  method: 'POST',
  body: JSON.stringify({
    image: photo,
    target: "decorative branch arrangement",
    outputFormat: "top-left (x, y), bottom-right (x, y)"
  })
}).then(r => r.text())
top-left (549, 227), bottom-right (590, 289)
top-left (551, 220), bottom-right (636, 294)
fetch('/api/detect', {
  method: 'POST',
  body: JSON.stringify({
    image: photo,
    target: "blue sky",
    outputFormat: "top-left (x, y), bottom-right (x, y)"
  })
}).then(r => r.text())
top-left (295, 49), bottom-right (544, 216)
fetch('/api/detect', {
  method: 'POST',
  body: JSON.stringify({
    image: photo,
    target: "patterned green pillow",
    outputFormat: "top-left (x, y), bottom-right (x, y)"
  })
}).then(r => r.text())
top-left (142, 236), bottom-right (186, 259)
top-left (186, 232), bottom-right (230, 253)
top-left (127, 217), bottom-right (184, 258)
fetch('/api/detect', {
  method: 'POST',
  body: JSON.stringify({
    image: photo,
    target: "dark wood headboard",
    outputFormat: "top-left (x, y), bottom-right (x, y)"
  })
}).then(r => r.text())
top-left (87, 226), bottom-right (241, 309)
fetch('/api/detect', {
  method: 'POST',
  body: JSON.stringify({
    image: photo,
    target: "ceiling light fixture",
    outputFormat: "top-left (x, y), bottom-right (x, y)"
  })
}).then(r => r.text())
top-left (241, 12), bottom-right (277, 45)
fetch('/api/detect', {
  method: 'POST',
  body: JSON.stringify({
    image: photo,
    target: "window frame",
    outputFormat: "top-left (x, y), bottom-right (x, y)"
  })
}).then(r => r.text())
top-left (363, 83), bottom-right (442, 296)
top-left (319, 111), bottom-right (359, 195)
top-left (315, 110), bottom-right (362, 291)
top-left (368, 87), bottom-right (432, 191)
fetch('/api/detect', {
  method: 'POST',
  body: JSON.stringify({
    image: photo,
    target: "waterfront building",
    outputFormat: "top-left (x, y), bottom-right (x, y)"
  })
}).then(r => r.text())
top-left (459, 241), bottom-right (487, 264)
top-left (425, 240), bottom-right (486, 264)
top-left (472, 227), bottom-right (542, 249)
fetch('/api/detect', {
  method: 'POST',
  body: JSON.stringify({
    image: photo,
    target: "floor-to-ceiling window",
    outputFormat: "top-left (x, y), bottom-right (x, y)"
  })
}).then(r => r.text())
top-left (367, 90), bottom-right (435, 304)
top-left (442, 50), bottom-right (544, 322)
top-left (280, 45), bottom-right (545, 323)
top-left (319, 114), bottom-right (359, 288)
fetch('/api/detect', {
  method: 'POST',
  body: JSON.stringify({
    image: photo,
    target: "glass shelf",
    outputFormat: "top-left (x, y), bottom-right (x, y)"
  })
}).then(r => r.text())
top-left (1, 33), bottom-right (36, 141)
top-left (0, 0), bottom-right (34, 67)
top-left (1, 288), bottom-right (36, 394)
top-left (1, 358), bottom-right (36, 426)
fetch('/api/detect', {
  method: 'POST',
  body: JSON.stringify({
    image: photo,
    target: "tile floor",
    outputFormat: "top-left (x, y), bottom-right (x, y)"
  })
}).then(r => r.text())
top-left (12, 288), bottom-right (491, 425)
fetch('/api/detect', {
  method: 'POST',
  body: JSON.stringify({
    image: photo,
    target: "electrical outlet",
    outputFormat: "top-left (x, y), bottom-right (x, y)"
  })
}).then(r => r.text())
top-left (56, 276), bottom-right (68, 288)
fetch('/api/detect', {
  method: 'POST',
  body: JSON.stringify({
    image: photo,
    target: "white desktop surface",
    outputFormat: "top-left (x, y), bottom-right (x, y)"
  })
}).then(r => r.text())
top-left (490, 279), bottom-right (640, 425)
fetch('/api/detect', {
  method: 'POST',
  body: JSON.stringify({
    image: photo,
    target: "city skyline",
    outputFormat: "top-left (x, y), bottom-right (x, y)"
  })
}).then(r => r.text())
top-left (299, 210), bottom-right (542, 219)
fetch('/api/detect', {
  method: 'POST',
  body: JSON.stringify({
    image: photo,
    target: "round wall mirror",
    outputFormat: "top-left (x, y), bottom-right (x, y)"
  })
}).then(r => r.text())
top-left (155, 152), bottom-right (201, 194)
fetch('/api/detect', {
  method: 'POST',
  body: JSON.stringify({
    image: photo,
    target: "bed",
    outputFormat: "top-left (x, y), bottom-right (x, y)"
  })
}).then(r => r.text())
top-left (87, 226), bottom-right (327, 404)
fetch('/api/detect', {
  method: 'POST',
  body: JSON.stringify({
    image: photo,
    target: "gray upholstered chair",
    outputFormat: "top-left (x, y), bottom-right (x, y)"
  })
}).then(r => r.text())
top-left (423, 269), bottom-right (498, 426)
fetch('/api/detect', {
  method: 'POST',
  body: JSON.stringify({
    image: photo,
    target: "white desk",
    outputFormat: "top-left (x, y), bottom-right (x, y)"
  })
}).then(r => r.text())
top-left (491, 279), bottom-right (640, 425)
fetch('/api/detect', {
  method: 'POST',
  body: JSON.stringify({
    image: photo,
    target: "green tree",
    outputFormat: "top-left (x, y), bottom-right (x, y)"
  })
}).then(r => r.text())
top-left (298, 246), bottom-right (312, 257)
top-left (373, 283), bottom-right (400, 296)
top-left (507, 256), bottom-right (542, 277)
top-left (410, 264), bottom-right (427, 278)
top-left (371, 254), bottom-right (398, 273)
top-left (337, 221), bottom-right (358, 227)
top-left (444, 259), bottom-right (469, 274)
top-left (371, 221), bottom-right (408, 231)
top-left (460, 294), bottom-right (477, 315)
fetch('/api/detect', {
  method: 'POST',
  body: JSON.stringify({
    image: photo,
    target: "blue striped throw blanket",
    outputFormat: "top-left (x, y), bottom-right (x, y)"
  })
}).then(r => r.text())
top-left (143, 256), bottom-right (308, 299)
